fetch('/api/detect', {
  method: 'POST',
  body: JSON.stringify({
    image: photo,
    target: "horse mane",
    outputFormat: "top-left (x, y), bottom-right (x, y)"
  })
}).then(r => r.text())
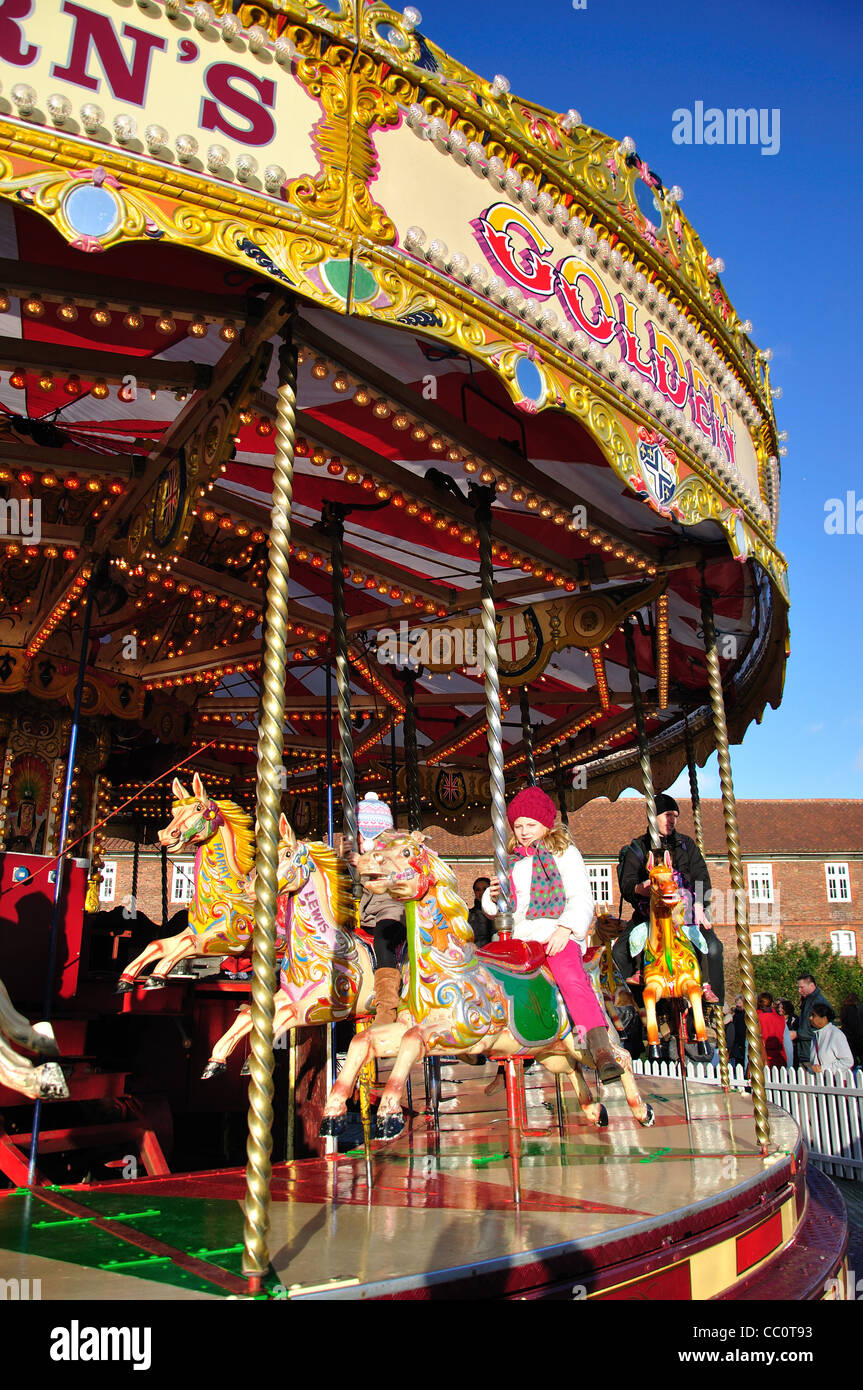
top-left (419, 844), bottom-right (473, 944)
top-left (303, 839), bottom-right (354, 928)
top-left (214, 799), bottom-right (255, 875)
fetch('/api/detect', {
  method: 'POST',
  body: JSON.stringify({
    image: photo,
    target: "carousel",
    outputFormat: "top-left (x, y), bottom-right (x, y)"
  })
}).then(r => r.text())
top-left (0, 0), bottom-right (849, 1300)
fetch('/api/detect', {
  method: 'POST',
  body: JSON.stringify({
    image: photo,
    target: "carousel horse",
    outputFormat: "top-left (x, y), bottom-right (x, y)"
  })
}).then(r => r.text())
top-left (630, 851), bottom-right (710, 1062)
top-left (584, 911), bottom-right (641, 1038)
top-left (0, 977), bottom-right (68, 1101)
top-left (201, 814), bottom-right (378, 1079)
top-left (320, 830), bottom-right (654, 1140)
top-left (117, 773), bottom-right (257, 991)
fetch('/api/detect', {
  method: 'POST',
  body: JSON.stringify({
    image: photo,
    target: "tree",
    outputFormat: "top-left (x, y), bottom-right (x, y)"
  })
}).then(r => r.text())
top-left (753, 940), bottom-right (863, 1011)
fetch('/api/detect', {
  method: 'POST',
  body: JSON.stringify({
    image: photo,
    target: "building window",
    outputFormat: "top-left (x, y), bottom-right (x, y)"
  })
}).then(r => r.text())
top-left (825, 863), bottom-right (851, 903)
top-left (171, 862), bottom-right (195, 903)
top-left (99, 862), bottom-right (117, 903)
top-left (588, 864), bottom-right (614, 906)
top-left (831, 930), bottom-right (857, 957)
top-left (748, 864), bottom-right (774, 904)
top-left (751, 931), bottom-right (777, 955)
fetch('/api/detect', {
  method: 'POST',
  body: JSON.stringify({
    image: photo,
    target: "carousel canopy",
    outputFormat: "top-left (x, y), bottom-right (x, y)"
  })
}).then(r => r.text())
top-left (0, 0), bottom-right (787, 837)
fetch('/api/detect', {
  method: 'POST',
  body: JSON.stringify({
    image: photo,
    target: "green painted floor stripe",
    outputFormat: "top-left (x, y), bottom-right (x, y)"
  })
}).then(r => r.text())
top-left (33, 1208), bottom-right (161, 1230)
top-left (0, 1192), bottom-right (249, 1297)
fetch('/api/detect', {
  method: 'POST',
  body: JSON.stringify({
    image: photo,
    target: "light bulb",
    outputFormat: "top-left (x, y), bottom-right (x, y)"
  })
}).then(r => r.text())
top-left (112, 113), bottom-right (136, 143)
top-left (174, 134), bottom-right (199, 167)
top-left (79, 104), bottom-right (104, 134)
top-left (47, 93), bottom-right (72, 125)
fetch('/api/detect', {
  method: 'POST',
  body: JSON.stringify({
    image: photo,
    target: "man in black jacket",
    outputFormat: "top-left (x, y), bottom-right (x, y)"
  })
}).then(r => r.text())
top-left (795, 974), bottom-right (832, 1066)
top-left (612, 794), bottom-right (724, 1004)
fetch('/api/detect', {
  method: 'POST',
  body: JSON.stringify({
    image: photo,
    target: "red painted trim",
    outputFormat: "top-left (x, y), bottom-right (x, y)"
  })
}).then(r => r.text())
top-left (716, 1167), bottom-right (848, 1301)
top-left (595, 1260), bottom-right (692, 1301)
top-left (736, 1210), bottom-right (783, 1275)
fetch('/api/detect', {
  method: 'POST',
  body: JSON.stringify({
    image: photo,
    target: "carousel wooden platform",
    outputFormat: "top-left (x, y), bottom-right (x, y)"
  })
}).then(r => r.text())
top-left (0, 1062), bottom-right (849, 1301)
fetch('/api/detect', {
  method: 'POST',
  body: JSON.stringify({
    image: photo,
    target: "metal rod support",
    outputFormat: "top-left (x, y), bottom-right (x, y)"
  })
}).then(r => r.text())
top-left (243, 320), bottom-right (297, 1283)
top-left (684, 714), bottom-right (705, 856)
top-left (27, 567), bottom-right (97, 1183)
top-left (402, 673), bottom-right (422, 832)
top-left (519, 686), bottom-right (536, 786)
top-left (475, 490), bottom-right (513, 934)
top-left (624, 619), bottom-right (659, 854)
top-left (330, 521), bottom-right (357, 851)
top-left (700, 587), bottom-right (770, 1151)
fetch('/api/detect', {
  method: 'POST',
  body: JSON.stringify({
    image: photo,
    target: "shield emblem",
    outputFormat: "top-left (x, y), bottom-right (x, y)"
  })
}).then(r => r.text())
top-left (637, 437), bottom-right (678, 509)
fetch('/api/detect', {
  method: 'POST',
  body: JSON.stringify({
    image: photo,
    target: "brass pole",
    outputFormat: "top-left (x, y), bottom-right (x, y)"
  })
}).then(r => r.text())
top-left (624, 619), bottom-right (659, 853)
top-left (684, 714), bottom-right (705, 854)
top-left (475, 487), bottom-right (513, 936)
top-left (686, 715), bottom-right (730, 1089)
top-left (243, 320), bottom-right (297, 1289)
top-left (700, 587), bottom-right (770, 1152)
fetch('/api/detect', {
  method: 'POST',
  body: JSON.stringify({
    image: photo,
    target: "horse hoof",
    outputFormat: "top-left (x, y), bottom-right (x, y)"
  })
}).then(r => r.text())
top-left (696, 1041), bottom-right (712, 1060)
top-left (32, 1025), bottom-right (59, 1059)
top-left (240, 1058), bottom-right (250, 1077)
top-left (115, 978), bottom-right (134, 994)
top-left (201, 1061), bottom-right (227, 1081)
top-left (39, 1065), bottom-right (69, 1100)
top-left (641, 1103), bottom-right (655, 1128)
top-left (375, 1113), bottom-right (405, 1141)
top-left (647, 1044), bottom-right (662, 1062)
top-left (142, 976), bottom-right (167, 990)
top-left (595, 1104), bottom-right (609, 1129)
top-left (319, 1114), bottom-right (348, 1138)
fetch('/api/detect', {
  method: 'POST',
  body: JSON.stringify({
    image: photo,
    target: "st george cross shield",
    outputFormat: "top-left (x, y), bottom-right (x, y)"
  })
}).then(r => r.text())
top-left (636, 435), bottom-right (678, 511)
top-left (495, 608), bottom-right (541, 677)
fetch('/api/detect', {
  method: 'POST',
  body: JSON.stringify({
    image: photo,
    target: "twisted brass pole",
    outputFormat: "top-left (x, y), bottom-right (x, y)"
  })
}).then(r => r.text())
top-left (624, 620), bottom-right (659, 853)
top-left (686, 715), bottom-right (730, 1089)
top-left (243, 324), bottom-right (297, 1289)
top-left (475, 489), bottom-right (513, 935)
top-left (684, 714), bottom-right (705, 854)
top-left (700, 588), bottom-right (770, 1151)
top-left (519, 686), bottom-right (537, 785)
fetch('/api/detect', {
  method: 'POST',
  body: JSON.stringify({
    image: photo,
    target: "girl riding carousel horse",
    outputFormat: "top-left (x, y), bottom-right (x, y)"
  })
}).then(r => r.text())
top-left (482, 786), bottom-right (623, 1083)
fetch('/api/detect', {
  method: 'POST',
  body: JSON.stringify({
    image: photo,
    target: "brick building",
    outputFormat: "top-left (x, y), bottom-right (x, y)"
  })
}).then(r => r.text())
top-left (98, 800), bottom-right (863, 969)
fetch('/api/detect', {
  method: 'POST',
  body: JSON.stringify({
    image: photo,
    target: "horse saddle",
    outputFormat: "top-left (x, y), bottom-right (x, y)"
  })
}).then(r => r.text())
top-left (475, 940), bottom-right (547, 974)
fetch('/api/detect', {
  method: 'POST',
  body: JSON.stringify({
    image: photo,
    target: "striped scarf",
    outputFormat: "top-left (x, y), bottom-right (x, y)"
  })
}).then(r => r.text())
top-left (512, 842), bottom-right (567, 919)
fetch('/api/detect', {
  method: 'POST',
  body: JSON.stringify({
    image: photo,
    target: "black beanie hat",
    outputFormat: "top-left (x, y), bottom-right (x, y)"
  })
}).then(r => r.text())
top-left (653, 793), bottom-right (680, 816)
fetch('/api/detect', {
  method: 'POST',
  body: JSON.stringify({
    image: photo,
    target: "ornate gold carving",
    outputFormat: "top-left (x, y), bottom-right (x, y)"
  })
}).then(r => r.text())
top-left (284, 46), bottom-right (399, 243)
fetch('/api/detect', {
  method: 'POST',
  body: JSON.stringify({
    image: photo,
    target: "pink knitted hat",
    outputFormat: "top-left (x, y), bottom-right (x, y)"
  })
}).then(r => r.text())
top-left (506, 786), bottom-right (557, 830)
top-left (357, 792), bottom-right (394, 839)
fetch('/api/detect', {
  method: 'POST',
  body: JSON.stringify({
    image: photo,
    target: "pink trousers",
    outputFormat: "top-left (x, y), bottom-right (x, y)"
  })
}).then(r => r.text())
top-left (544, 939), bottom-right (606, 1037)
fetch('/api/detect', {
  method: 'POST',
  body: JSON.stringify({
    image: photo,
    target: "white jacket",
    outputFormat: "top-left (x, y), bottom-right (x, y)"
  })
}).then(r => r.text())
top-left (481, 844), bottom-right (595, 945)
top-left (810, 1023), bottom-right (855, 1073)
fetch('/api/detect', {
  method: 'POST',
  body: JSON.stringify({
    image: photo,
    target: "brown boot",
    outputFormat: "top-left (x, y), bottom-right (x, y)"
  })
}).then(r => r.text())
top-left (373, 968), bottom-right (401, 1026)
top-left (585, 1027), bottom-right (624, 1083)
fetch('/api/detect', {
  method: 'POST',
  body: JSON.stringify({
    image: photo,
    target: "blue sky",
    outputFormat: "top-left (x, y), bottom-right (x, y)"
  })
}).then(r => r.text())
top-left (417, 0), bottom-right (863, 800)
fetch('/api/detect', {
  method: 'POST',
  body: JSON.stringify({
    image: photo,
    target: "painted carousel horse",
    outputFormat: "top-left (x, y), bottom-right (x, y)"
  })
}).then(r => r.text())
top-left (0, 977), bottom-right (68, 1100)
top-left (117, 773), bottom-right (257, 991)
top-left (201, 814), bottom-right (378, 1078)
top-left (630, 851), bottom-right (710, 1062)
top-left (320, 830), bottom-right (654, 1140)
top-left (584, 911), bottom-right (641, 1038)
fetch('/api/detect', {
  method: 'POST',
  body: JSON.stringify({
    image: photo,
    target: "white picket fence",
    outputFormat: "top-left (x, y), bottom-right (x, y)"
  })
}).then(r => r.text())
top-left (632, 1060), bottom-right (863, 1181)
